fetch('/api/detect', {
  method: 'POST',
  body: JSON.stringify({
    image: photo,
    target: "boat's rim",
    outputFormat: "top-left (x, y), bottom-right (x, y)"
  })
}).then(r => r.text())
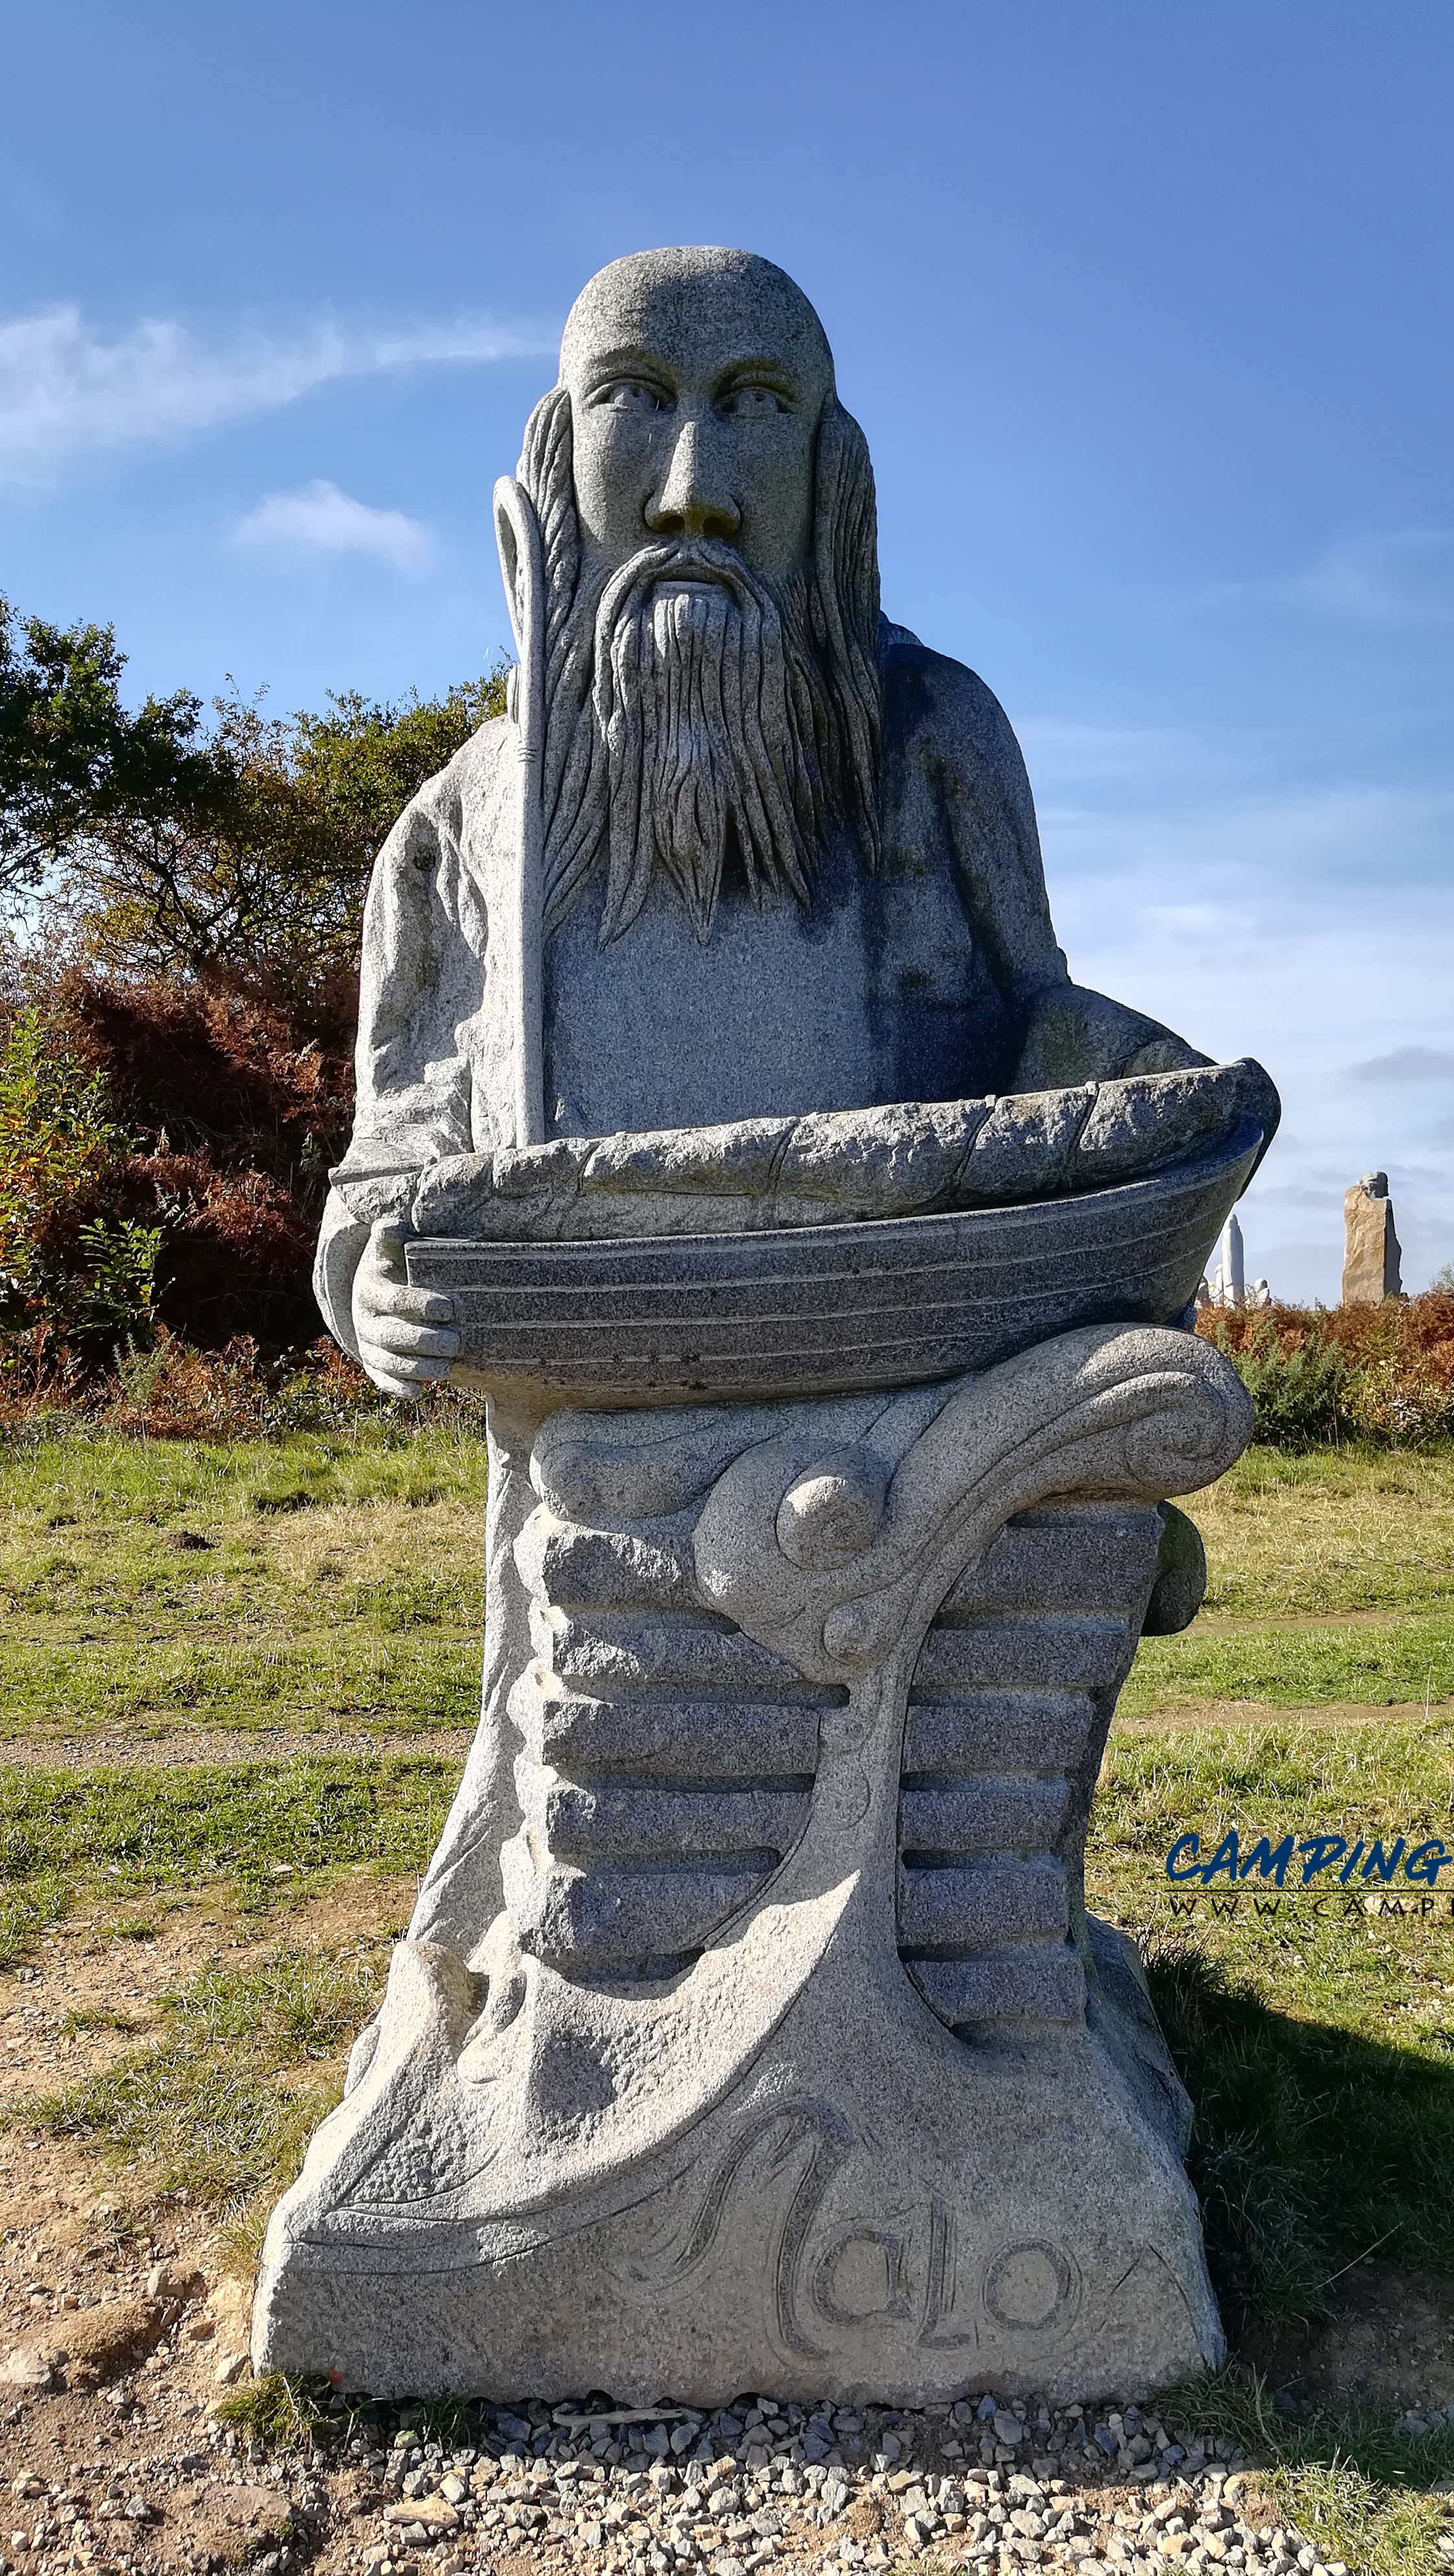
top-left (406, 1115), bottom-right (1264, 1271)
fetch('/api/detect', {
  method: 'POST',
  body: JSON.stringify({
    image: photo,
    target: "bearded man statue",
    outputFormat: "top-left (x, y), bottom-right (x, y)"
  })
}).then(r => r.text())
top-left (315, 247), bottom-right (1209, 1385)
top-left (258, 249), bottom-right (1274, 2409)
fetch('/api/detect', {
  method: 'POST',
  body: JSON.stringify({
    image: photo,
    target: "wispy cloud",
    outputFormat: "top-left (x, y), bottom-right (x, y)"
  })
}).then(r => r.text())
top-left (1344, 1045), bottom-right (1454, 1086)
top-left (1288, 528), bottom-right (1454, 624)
top-left (1014, 718), bottom-right (1200, 786)
top-left (234, 480), bottom-right (430, 573)
top-left (1177, 527), bottom-right (1454, 626)
top-left (0, 304), bottom-right (554, 487)
top-left (1026, 760), bottom-right (1454, 1300)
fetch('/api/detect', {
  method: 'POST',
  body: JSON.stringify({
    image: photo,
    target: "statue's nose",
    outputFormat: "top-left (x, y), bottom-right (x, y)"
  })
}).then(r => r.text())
top-left (645, 418), bottom-right (741, 542)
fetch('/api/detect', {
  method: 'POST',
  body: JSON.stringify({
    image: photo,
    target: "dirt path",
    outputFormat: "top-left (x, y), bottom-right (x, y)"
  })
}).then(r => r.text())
top-left (1118, 1694), bottom-right (1453, 1733)
top-left (0, 1726), bottom-right (476, 1770)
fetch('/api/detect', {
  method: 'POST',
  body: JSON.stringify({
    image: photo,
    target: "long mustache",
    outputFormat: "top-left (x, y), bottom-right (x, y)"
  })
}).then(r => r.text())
top-left (592, 540), bottom-right (819, 945)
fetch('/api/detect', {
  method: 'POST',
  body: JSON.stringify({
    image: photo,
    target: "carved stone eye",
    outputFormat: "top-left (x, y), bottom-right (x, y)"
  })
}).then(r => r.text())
top-left (719, 383), bottom-right (789, 418)
top-left (600, 378), bottom-right (670, 414)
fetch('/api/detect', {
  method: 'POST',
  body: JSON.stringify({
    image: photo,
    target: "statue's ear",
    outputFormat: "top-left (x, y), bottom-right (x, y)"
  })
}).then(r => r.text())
top-left (494, 475), bottom-right (542, 673)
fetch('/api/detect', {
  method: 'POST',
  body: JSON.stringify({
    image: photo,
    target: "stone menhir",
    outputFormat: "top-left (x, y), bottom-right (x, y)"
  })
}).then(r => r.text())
top-left (1342, 1170), bottom-right (1402, 1306)
top-left (253, 247), bottom-right (1279, 2403)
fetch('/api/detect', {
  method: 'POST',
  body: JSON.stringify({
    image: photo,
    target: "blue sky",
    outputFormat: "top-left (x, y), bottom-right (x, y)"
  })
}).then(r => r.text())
top-left (3, 0), bottom-right (1451, 1299)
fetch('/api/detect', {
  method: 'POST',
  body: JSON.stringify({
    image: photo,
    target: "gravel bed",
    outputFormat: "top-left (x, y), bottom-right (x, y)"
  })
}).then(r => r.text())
top-left (1, 2384), bottom-right (1333, 2576)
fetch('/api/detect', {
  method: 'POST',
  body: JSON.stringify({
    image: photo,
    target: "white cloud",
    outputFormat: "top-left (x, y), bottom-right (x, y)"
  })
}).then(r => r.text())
top-left (0, 303), bottom-right (554, 486)
top-left (1015, 717), bottom-right (1204, 790)
top-left (1290, 528), bottom-right (1454, 624)
top-left (1178, 528), bottom-right (1454, 626)
top-left (234, 480), bottom-right (430, 573)
top-left (1344, 1045), bottom-right (1454, 1086)
top-left (1028, 762), bottom-right (1454, 1302)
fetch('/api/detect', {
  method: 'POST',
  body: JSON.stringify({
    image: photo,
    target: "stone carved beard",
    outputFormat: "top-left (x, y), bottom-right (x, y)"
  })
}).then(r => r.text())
top-left (517, 387), bottom-right (883, 947)
top-left (595, 540), bottom-right (828, 944)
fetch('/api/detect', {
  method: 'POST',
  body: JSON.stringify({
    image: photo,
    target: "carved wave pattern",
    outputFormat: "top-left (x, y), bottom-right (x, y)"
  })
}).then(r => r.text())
top-left (898, 1502), bottom-right (1164, 2034)
top-left (506, 1514), bottom-right (841, 1977)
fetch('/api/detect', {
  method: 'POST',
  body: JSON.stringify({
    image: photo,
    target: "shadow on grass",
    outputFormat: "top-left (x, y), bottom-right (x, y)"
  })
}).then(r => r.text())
top-left (1148, 1941), bottom-right (1454, 2483)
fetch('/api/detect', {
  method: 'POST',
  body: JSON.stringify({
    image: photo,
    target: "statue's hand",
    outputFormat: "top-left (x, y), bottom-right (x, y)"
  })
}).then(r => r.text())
top-left (352, 1218), bottom-right (460, 1401)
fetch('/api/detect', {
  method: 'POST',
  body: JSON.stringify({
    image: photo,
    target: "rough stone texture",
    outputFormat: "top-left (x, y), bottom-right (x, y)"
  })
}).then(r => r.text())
top-left (310, 248), bottom-right (1286, 1376)
top-left (263, 245), bottom-right (1280, 2404)
top-left (255, 1324), bottom-right (1250, 2401)
top-left (341, 1061), bottom-right (1275, 1244)
top-left (1342, 1169), bottom-right (1402, 1304)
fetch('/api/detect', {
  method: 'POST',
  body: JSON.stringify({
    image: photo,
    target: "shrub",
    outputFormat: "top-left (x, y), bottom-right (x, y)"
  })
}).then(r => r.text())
top-left (1201, 1315), bottom-right (1358, 1448)
top-left (1199, 1295), bottom-right (1454, 1449)
top-left (1, 600), bottom-right (509, 1368)
top-left (0, 981), bottom-right (327, 1358)
top-left (3, 594), bottom-right (508, 1015)
top-left (0, 1006), bottom-right (158, 1354)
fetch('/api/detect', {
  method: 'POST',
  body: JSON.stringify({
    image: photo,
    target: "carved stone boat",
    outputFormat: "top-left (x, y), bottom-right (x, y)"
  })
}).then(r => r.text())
top-left (406, 1111), bottom-right (1263, 1406)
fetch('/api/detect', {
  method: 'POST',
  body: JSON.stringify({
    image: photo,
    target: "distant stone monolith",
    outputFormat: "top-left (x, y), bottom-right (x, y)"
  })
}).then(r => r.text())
top-left (1216, 1211), bottom-right (1245, 1307)
top-left (1342, 1171), bottom-right (1402, 1305)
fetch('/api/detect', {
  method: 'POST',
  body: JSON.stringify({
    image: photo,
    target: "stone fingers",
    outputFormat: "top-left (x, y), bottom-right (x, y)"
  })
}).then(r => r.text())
top-left (362, 1215), bottom-right (458, 1322)
top-left (358, 1280), bottom-right (458, 1326)
top-left (359, 1316), bottom-right (462, 1359)
top-left (354, 1213), bottom-right (460, 1398)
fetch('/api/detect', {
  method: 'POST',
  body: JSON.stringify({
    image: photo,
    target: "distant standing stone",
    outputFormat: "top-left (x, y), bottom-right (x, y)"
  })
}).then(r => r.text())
top-left (1216, 1211), bottom-right (1245, 1307)
top-left (1342, 1170), bottom-right (1402, 1304)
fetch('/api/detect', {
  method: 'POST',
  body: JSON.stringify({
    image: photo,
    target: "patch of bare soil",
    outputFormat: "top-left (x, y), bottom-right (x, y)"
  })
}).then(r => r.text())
top-left (0, 1883), bottom-right (411, 2568)
top-left (1248, 2260), bottom-right (1454, 2420)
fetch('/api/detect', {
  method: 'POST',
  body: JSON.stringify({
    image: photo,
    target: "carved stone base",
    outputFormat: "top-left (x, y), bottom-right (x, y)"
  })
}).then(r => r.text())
top-left (254, 1324), bottom-right (1248, 2403)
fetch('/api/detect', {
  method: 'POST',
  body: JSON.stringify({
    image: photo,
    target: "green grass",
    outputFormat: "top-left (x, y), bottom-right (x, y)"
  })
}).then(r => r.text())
top-left (1158, 2373), bottom-right (1454, 2576)
top-left (1091, 1722), bottom-right (1454, 2314)
top-left (1092, 1713), bottom-right (1454, 1883)
top-left (0, 1754), bottom-right (456, 1964)
top-left (19, 1943), bottom-right (389, 2208)
top-left (4, 1422), bottom-right (1454, 2566)
top-left (1147, 1939), bottom-right (1454, 2323)
top-left (0, 1418), bottom-right (487, 1742)
top-left (1120, 1447), bottom-right (1454, 1718)
top-left (1125, 1610), bottom-right (1454, 1716)
top-left (1087, 1713), bottom-right (1454, 2570)
top-left (1189, 1448), bottom-right (1454, 1621)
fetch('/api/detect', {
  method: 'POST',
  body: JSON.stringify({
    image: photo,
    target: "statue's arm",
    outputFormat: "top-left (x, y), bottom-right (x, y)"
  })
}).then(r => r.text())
top-left (1009, 981), bottom-right (1209, 1089)
top-left (881, 629), bottom-right (1206, 1087)
top-left (315, 760), bottom-right (489, 1375)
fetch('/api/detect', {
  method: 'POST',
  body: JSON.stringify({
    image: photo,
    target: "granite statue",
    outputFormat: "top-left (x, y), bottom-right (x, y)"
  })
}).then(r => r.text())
top-left (254, 247), bottom-right (1279, 2403)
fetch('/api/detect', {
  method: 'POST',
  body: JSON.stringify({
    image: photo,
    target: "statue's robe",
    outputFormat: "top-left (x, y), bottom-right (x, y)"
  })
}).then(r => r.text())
top-left (314, 624), bottom-right (1202, 1962)
top-left (315, 623), bottom-right (1200, 1359)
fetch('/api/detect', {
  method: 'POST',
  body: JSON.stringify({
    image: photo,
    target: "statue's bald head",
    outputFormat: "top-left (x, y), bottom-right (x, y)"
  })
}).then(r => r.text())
top-left (561, 246), bottom-right (836, 414)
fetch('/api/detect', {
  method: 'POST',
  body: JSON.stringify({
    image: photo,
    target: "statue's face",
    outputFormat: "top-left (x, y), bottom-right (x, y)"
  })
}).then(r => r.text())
top-left (560, 256), bottom-right (833, 584)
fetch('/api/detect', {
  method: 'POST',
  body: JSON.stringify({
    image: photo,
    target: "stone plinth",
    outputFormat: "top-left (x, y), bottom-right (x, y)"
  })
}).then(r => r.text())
top-left (253, 1322), bottom-right (1250, 2403)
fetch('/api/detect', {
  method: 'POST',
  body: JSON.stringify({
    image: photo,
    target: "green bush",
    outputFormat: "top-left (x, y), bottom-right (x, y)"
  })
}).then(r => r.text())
top-left (1205, 1317), bottom-right (1359, 1448)
top-left (1202, 1308), bottom-right (1454, 1450)
top-left (0, 1006), bottom-right (156, 1354)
